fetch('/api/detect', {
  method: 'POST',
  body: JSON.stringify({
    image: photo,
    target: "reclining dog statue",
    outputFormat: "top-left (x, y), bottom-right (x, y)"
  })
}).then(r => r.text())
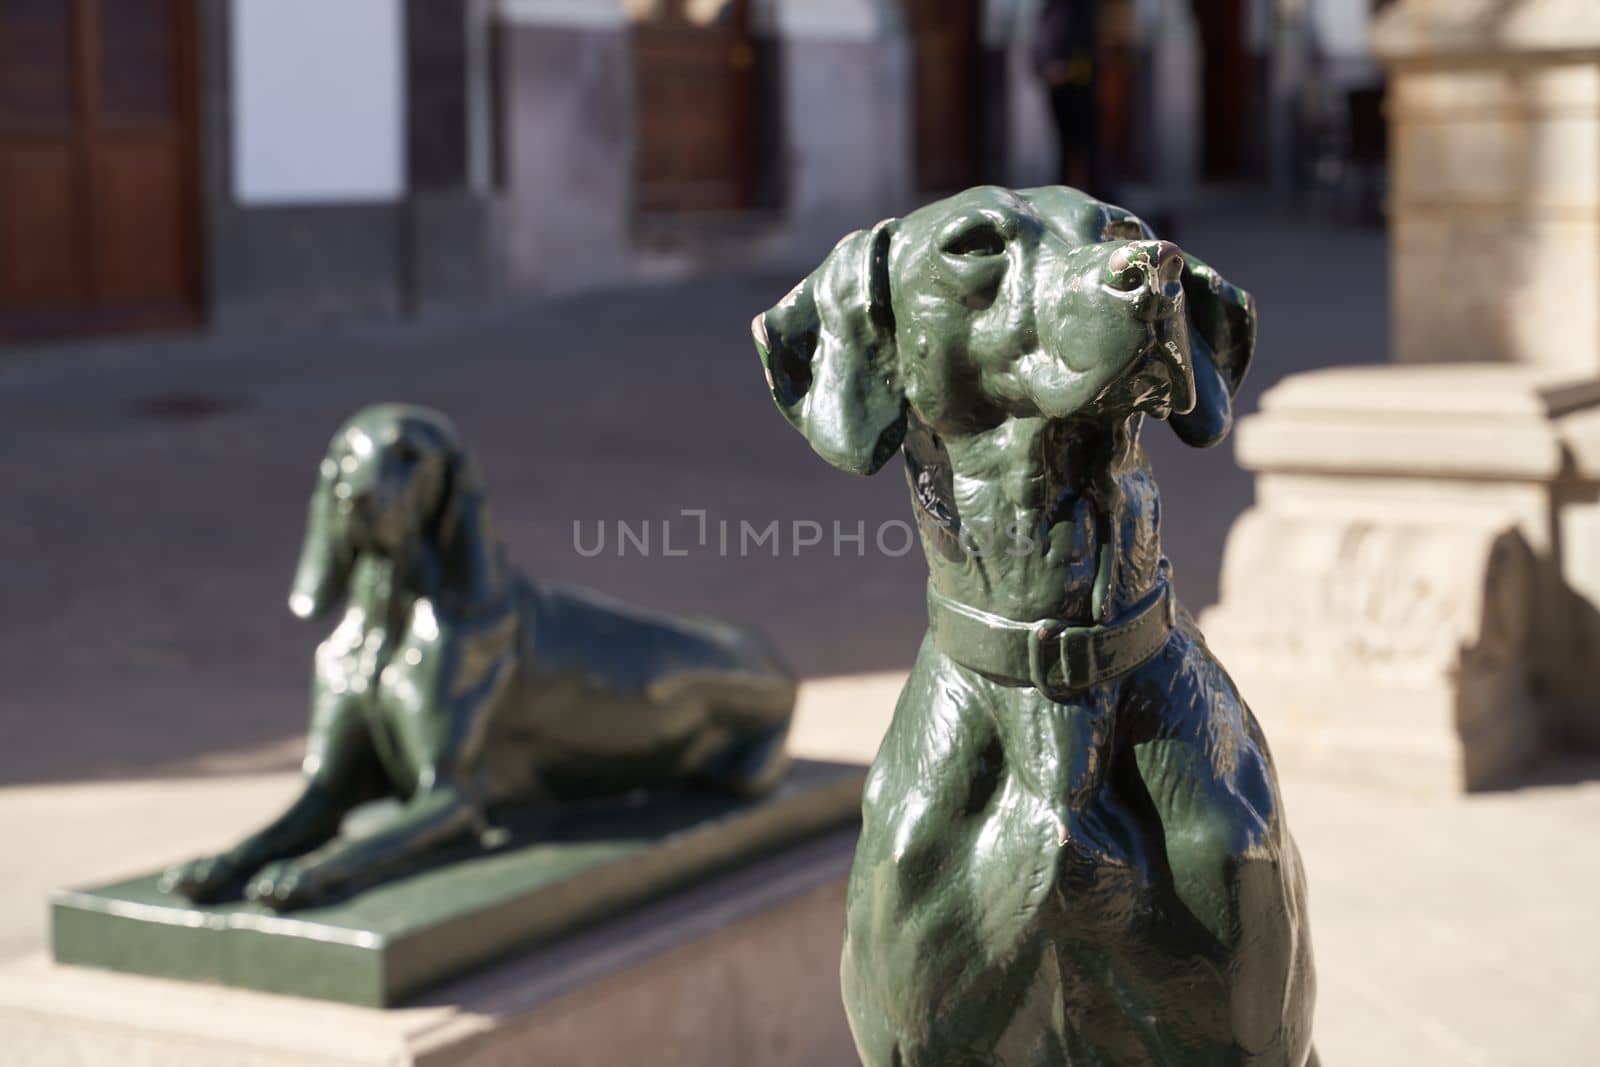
top-left (754, 186), bottom-right (1317, 1066)
top-left (162, 404), bottom-right (795, 911)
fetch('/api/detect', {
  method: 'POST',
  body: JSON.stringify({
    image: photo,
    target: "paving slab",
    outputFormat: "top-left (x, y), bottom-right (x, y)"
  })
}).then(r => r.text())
top-left (5, 677), bottom-right (1599, 1063)
top-left (2, 832), bottom-right (859, 1067)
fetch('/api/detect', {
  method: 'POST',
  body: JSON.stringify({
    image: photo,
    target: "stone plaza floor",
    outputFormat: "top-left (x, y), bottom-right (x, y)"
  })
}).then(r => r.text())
top-left (2, 201), bottom-right (1592, 1063)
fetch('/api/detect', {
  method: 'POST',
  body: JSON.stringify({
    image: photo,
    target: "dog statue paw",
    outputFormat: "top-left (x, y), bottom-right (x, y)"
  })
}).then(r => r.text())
top-left (755, 186), bottom-right (1318, 1066)
top-left (162, 404), bottom-right (796, 912)
top-left (158, 852), bottom-right (247, 903)
top-left (244, 859), bottom-right (328, 910)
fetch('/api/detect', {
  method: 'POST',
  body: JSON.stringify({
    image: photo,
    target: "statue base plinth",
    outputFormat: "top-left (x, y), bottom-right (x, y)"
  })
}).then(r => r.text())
top-left (49, 760), bottom-right (863, 1007)
top-left (5, 828), bottom-right (856, 1067)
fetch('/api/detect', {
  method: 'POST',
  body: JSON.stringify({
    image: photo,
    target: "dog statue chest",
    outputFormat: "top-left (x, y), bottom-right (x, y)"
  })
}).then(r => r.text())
top-left (907, 416), bottom-right (1165, 622)
top-left (860, 670), bottom-right (1155, 905)
top-left (844, 655), bottom-right (1189, 1062)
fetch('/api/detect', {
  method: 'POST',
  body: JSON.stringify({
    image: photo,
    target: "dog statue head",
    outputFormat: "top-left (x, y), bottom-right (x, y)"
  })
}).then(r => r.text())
top-left (752, 185), bottom-right (1255, 475)
top-left (289, 404), bottom-right (485, 620)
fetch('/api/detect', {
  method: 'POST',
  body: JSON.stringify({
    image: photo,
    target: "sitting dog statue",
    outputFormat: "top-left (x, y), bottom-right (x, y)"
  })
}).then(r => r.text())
top-left (162, 404), bottom-right (794, 911)
top-left (754, 187), bottom-right (1317, 1066)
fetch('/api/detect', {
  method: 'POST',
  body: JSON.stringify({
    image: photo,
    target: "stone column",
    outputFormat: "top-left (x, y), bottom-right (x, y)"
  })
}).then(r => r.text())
top-left (1380, 0), bottom-right (1600, 374)
top-left (1200, 0), bottom-right (1600, 792)
top-left (758, 0), bottom-right (913, 259)
top-left (493, 0), bottom-right (636, 295)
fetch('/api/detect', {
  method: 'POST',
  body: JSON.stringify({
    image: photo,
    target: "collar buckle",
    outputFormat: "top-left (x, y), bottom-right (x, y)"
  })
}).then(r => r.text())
top-left (1028, 619), bottom-right (1098, 692)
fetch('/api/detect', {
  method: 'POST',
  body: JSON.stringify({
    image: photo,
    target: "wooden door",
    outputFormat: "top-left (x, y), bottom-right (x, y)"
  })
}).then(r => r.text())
top-left (1097, 0), bottom-right (1138, 184)
top-left (0, 0), bottom-right (200, 341)
top-left (632, 0), bottom-right (756, 213)
top-left (1192, 0), bottom-right (1250, 179)
top-left (908, 0), bottom-right (981, 193)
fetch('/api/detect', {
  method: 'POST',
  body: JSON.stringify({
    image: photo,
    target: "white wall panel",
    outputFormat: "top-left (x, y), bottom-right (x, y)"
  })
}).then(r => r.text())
top-left (232, 0), bottom-right (406, 205)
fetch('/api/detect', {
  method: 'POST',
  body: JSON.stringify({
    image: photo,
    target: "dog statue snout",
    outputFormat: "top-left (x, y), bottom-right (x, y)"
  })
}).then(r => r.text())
top-left (1108, 240), bottom-right (1185, 321)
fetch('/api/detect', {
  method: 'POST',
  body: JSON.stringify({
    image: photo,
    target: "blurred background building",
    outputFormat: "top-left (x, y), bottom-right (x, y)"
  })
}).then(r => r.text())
top-left (0, 0), bottom-right (1391, 342)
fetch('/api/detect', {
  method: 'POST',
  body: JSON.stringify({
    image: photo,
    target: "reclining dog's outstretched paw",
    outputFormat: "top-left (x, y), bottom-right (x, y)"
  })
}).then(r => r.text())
top-left (158, 854), bottom-right (245, 903)
top-left (245, 860), bottom-right (324, 912)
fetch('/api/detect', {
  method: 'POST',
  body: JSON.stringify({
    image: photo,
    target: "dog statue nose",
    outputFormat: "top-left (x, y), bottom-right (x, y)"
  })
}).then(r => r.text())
top-left (1107, 240), bottom-right (1185, 319)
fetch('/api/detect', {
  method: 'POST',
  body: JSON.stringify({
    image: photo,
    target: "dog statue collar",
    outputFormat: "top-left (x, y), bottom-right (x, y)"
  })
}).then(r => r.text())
top-left (926, 580), bottom-right (1177, 693)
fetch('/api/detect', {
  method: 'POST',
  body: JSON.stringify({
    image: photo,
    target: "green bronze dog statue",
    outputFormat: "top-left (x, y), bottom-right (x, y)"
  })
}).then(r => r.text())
top-left (755, 186), bottom-right (1317, 1066)
top-left (162, 404), bottom-right (794, 911)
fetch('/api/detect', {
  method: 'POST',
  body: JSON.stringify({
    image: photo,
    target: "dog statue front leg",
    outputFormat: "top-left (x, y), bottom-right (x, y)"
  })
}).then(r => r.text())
top-left (245, 784), bottom-right (482, 910)
top-left (160, 694), bottom-right (387, 903)
top-left (159, 779), bottom-right (357, 902)
top-left (1132, 729), bottom-right (1317, 1065)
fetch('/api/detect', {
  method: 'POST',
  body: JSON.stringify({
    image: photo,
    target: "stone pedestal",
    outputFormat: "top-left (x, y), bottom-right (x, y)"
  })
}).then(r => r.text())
top-left (1202, 366), bottom-right (1600, 792)
top-left (1204, 0), bottom-right (1600, 792)
top-left (0, 831), bottom-right (858, 1067)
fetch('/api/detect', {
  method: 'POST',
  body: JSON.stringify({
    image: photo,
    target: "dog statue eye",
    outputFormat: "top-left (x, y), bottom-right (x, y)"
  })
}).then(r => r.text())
top-left (941, 220), bottom-right (1007, 258)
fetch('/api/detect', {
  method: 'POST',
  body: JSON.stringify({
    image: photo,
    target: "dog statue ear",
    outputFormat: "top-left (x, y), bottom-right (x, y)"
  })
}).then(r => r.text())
top-left (752, 220), bottom-right (905, 476)
top-left (288, 448), bottom-right (355, 620)
top-left (430, 445), bottom-right (484, 559)
top-left (1168, 255), bottom-right (1256, 449)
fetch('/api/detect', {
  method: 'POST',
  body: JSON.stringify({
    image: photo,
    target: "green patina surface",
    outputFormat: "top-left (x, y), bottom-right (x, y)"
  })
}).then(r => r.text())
top-left (162, 403), bottom-right (798, 914)
top-left (754, 186), bottom-right (1318, 1066)
top-left (52, 760), bottom-right (863, 1007)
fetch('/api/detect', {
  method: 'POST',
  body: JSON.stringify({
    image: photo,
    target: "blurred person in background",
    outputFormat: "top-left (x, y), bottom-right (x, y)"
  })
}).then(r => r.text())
top-left (1033, 0), bottom-right (1101, 193)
